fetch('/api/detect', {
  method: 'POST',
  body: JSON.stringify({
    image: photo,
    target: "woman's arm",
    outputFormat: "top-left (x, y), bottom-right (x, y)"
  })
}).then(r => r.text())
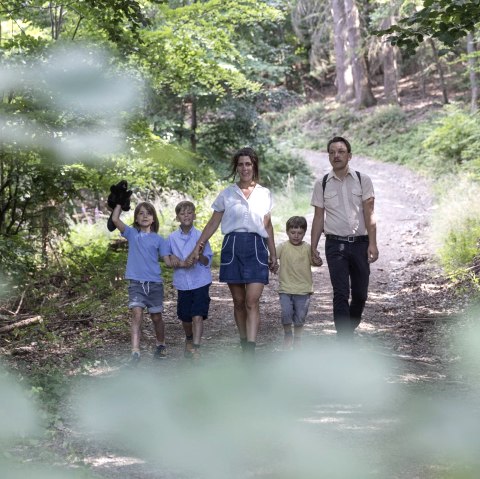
top-left (187, 210), bottom-right (224, 263)
top-left (264, 213), bottom-right (278, 272)
top-left (111, 204), bottom-right (126, 233)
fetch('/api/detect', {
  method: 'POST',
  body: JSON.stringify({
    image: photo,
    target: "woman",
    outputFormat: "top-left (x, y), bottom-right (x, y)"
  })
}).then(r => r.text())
top-left (189, 147), bottom-right (277, 355)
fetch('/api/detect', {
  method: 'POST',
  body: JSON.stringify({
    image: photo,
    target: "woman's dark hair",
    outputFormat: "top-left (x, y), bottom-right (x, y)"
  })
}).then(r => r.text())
top-left (327, 136), bottom-right (352, 154)
top-left (228, 147), bottom-right (259, 182)
top-left (133, 202), bottom-right (159, 233)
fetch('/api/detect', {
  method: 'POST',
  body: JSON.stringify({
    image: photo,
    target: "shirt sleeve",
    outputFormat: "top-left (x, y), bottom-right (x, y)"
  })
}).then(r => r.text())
top-left (211, 189), bottom-right (226, 212)
top-left (158, 236), bottom-right (170, 257)
top-left (266, 188), bottom-right (274, 213)
top-left (311, 179), bottom-right (324, 208)
top-left (361, 174), bottom-right (375, 201)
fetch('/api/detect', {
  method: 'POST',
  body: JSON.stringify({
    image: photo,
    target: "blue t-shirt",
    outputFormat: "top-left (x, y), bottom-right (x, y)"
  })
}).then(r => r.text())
top-left (122, 225), bottom-right (169, 282)
top-left (167, 226), bottom-right (213, 291)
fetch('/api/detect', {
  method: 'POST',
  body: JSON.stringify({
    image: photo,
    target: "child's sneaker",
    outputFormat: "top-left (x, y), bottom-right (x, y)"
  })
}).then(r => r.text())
top-left (192, 345), bottom-right (201, 361)
top-left (283, 334), bottom-right (293, 351)
top-left (153, 344), bottom-right (167, 359)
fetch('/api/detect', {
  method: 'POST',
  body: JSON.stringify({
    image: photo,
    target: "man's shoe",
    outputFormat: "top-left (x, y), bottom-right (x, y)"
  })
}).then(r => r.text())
top-left (154, 344), bottom-right (167, 359)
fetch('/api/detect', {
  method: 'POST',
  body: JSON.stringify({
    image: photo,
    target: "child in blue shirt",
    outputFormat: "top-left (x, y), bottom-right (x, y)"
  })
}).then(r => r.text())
top-left (111, 202), bottom-right (170, 364)
top-left (167, 201), bottom-right (213, 360)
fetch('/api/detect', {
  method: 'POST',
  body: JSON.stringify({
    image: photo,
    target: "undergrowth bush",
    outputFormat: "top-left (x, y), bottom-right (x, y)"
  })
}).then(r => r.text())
top-left (422, 105), bottom-right (480, 175)
top-left (431, 177), bottom-right (480, 277)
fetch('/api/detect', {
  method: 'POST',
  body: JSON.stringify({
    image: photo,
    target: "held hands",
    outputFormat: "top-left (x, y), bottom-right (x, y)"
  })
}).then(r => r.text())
top-left (269, 256), bottom-right (279, 274)
top-left (186, 242), bottom-right (204, 266)
top-left (311, 249), bottom-right (323, 267)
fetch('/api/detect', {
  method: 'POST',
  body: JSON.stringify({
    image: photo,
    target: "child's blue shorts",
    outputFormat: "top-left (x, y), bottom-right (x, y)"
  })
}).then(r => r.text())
top-left (128, 280), bottom-right (164, 313)
top-left (219, 232), bottom-right (269, 285)
top-left (177, 284), bottom-right (211, 322)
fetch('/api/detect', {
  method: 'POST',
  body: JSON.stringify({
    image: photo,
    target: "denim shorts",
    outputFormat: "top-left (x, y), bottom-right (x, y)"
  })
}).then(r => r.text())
top-left (128, 280), bottom-right (164, 313)
top-left (177, 283), bottom-right (211, 322)
top-left (219, 232), bottom-right (269, 285)
top-left (279, 293), bottom-right (311, 325)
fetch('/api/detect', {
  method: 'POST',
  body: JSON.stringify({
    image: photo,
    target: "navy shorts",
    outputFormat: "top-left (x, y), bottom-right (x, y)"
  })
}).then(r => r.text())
top-left (219, 232), bottom-right (269, 285)
top-left (177, 284), bottom-right (211, 322)
top-left (128, 280), bottom-right (164, 313)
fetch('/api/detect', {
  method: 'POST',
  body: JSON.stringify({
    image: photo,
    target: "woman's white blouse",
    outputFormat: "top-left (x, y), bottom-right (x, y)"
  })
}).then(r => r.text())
top-left (212, 183), bottom-right (273, 238)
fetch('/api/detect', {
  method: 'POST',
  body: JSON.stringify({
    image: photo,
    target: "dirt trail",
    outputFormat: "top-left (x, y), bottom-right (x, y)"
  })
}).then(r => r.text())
top-left (9, 150), bottom-right (465, 479)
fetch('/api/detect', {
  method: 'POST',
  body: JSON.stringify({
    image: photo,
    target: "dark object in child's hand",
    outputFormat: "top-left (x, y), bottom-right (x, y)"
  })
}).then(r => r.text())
top-left (107, 180), bottom-right (132, 211)
top-left (106, 180), bottom-right (132, 231)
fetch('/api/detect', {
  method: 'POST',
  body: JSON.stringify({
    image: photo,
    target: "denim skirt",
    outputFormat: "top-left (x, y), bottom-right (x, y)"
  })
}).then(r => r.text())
top-left (219, 232), bottom-right (269, 284)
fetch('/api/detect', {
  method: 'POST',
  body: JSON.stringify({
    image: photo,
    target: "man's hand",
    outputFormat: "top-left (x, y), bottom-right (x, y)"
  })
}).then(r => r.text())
top-left (311, 249), bottom-right (323, 266)
top-left (368, 245), bottom-right (379, 263)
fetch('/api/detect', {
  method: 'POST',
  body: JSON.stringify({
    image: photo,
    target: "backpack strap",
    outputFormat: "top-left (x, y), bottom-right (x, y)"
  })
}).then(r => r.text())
top-left (322, 170), bottom-right (362, 194)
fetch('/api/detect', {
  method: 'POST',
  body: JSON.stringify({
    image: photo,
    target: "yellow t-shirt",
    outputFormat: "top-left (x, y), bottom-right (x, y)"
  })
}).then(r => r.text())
top-left (277, 241), bottom-right (313, 295)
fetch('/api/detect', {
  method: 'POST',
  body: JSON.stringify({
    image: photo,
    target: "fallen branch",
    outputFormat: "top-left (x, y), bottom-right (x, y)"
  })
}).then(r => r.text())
top-left (0, 315), bottom-right (43, 334)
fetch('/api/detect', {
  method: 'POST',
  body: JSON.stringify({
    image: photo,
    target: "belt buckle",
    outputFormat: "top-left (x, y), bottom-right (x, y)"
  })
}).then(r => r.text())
top-left (347, 235), bottom-right (355, 243)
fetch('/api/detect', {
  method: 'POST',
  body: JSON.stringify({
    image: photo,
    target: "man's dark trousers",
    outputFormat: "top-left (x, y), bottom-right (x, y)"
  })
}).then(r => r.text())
top-left (325, 238), bottom-right (370, 338)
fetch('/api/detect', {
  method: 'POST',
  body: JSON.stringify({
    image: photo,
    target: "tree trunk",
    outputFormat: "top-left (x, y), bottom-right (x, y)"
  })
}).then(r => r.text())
top-left (344, 0), bottom-right (376, 108)
top-left (189, 95), bottom-right (197, 153)
top-left (467, 31), bottom-right (478, 113)
top-left (429, 38), bottom-right (449, 105)
top-left (381, 16), bottom-right (399, 104)
top-left (331, 0), bottom-right (354, 102)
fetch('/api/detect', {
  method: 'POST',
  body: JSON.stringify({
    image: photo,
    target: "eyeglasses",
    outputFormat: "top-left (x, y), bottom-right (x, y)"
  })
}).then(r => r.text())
top-left (328, 150), bottom-right (349, 156)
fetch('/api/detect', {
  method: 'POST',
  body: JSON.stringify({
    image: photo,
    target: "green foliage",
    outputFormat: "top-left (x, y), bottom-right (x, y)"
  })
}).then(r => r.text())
top-left (439, 218), bottom-right (480, 274)
top-left (432, 177), bottom-right (480, 278)
top-left (198, 98), bottom-right (270, 171)
top-left (0, 235), bottom-right (38, 285)
top-left (422, 105), bottom-right (480, 174)
top-left (376, 0), bottom-right (480, 53)
top-left (138, 0), bottom-right (283, 97)
top-left (352, 105), bottom-right (408, 142)
top-left (262, 148), bottom-right (313, 190)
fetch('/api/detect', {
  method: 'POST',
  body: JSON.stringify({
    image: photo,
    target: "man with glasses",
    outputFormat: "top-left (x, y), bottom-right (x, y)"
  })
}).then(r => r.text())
top-left (310, 136), bottom-right (379, 339)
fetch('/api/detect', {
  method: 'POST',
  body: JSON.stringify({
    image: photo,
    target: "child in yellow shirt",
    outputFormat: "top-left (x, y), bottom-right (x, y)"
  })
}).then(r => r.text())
top-left (276, 216), bottom-right (316, 349)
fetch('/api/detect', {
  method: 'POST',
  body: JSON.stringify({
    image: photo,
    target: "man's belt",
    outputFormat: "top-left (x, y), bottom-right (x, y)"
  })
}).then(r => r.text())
top-left (325, 234), bottom-right (369, 243)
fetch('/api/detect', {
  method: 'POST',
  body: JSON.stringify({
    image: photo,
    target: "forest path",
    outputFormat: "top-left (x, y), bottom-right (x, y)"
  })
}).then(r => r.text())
top-left (18, 150), bottom-right (466, 479)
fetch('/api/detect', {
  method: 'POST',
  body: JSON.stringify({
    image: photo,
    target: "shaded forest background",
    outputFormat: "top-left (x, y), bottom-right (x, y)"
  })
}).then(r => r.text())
top-left (1, 0), bottom-right (480, 423)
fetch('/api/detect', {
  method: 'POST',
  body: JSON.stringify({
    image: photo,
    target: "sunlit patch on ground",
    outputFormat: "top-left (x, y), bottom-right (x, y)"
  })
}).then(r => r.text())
top-left (83, 455), bottom-right (145, 467)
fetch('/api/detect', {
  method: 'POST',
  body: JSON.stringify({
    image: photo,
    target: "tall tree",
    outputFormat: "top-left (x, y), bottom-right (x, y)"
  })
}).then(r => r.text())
top-left (330, 0), bottom-right (354, 102)
top-left (344, 0), bottom-right (376, 107)
top-left (380, 16), bottom-right (399, 104)
top-left (466, 31), bottom-right (478, 113)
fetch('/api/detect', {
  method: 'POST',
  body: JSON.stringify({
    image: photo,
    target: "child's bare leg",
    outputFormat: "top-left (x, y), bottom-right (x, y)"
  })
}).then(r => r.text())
top-left (131, 307), bottom-right (143, 352)
top-left (182, 321), bottom-right (194, 357)
top-left (150, 312), bottom-right (165, 345)
top-left (182, 321), bottom-right (193, 338)
top-left (293, 324), bottom-right (303, 347)
top-left (283, 324), bottom-right (293, 350)
top-left (192, 316), bottom-right (203, 346)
